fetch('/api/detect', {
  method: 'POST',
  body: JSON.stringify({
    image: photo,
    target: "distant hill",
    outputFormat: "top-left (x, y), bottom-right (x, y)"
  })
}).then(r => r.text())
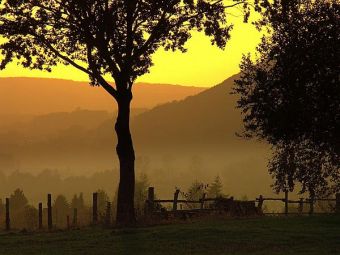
top-left (0, 77), bottom-right (206, 115)
top-left (132, 74), bottom-right (245, 149)
top-left (0, 75), bottom-right (272, 197)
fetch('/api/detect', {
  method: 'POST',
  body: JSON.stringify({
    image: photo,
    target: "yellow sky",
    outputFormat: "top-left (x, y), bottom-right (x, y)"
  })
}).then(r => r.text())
top-left (0, 16), bottom-right (262, 87)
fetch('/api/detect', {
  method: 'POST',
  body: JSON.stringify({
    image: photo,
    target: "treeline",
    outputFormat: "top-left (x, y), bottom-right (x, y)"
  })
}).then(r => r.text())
top-left (0, 169), bottom-right (119, 204)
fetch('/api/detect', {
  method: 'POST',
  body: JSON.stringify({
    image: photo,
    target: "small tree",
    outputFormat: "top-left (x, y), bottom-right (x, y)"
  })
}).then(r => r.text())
top-left (8, 189), bottom-right (29, 228)
top-left (0, 0), bottom-right (252, 226)
top-left (24, 205), bottom-right (38, 230)
top-left (182, 180), bottom-right (207, 209)
top-left (207, 175), bottom-right (224, 198)
top-left (53, 195), bottom-right (70, 228)
top-left (134, 173), bottom-right (150, 217)
top-left (10, 188), bottom-right (28, 213)
top-left (71, 192), bottom-right (85, 211)
top-left (96, 189), bottom-right (110, 215)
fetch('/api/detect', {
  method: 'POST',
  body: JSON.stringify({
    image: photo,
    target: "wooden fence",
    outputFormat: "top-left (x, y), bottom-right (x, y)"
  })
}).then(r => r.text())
top-left (145, 187), bottom-right (340, 216)
top-left (2, 189), bottom-right (340, 231)
top-left (256, 191), bottom-right (340, 215)
top-left (145, 187), bottom-right (258, 217)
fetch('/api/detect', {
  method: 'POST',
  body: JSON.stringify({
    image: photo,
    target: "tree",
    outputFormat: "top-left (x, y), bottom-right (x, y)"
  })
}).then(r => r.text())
top-left (0, 0), bottom-right (251, 225)
top-left (234, 0), bottom-right (339, 156)
top-left (71, 192), bottom-right (85, 211)
top-left (24, 205), bottom-right (38, 230)
top-left (134, 173), bottom-right (150, 216)
top-left (53, 195), bottom-right (70, 228)
top-left (269, 139), bottom-right (339, 198)
top-left (182, 180), bottom-right (207, 208)
top-left (96, 189), bottom-right (110, 215)
top-left (233, 0), bottom-right (339, 194)
top-left (207, 175), bottom-right (224, 198)
top-left (10, 188), bottom-right (28, 212)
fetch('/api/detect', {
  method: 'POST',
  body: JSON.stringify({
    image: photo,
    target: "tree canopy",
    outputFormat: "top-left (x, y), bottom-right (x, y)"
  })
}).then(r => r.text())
top-left (269, 139), bottom-right (339, 197)
top-left (234, 0), bottom-right (340, 156)
top-left (0, 0), bottom-right (249, 96)
top-left (233, 0), bottom-right (339, 196)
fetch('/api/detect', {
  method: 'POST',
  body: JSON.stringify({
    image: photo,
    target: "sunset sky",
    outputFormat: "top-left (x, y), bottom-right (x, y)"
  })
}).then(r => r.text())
top-left (0, 15), bottom-right (262, 87)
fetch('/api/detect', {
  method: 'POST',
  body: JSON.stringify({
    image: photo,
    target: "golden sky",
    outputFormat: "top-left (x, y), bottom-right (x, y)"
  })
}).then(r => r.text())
top-left (0, 15), bottom-right (261, 87)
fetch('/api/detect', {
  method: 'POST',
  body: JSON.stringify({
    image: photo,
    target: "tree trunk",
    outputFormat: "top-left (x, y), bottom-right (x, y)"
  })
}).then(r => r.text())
top-left (115, 91), bottom-right (136, 226)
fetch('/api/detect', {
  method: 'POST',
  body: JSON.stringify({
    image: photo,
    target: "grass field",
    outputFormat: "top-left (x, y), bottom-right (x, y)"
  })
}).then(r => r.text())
top-left (0, 215), bottom-right (339, 255)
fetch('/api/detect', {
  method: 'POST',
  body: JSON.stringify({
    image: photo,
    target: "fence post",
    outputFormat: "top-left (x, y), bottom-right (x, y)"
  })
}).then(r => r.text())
top-left (173, 189), bottom-right (180, 211)
top-left (284, 191), bottom-right (289, 216)
top-left (298, 198), bottom-right (304, 215)
top-left (336, 193), bottom-right (340, 214)
top-left (93, 192), bottom-right (98, 224)
top-left (5, 198), bottom-right (10, 231)
top-left (257, 195), bottom-right (264, 211)
top-left (73, 208), bottom-right (78, 227)
top-left (47, 194), bottom-right (52, 230)
top-left (105, 202), bottom-right (111, 227)
top-left (200, 193), bottom-right (206, 210)
top-left (38, 202), bottom-right (43, 229)
top-left (147, 187), bottom-right (155, 213)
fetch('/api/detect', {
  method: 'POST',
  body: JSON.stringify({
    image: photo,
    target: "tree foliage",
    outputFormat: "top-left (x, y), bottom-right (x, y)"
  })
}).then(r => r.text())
top-left (233, 0), bottom-right (339, 195)
top-left (269, 139), bottom-right (339, 197)
top-left (10, 188), bottom-right (28, 212)
top-left (207, 175), bottom-right (224, 198)
top-left (234, 0), bottom-right (340, 155)
top-left (71, 193), bottom-right (85, 211)
top-left (0, 0), bottom-right (253, 225)
top-left (134, 173), bottom-right (150, 216)
top-left (54, 194), bottom-right (70, 227)
top-left (0, 0), bottom-right (250, 94)
top-left (96, 189), bottom-right (110, 213)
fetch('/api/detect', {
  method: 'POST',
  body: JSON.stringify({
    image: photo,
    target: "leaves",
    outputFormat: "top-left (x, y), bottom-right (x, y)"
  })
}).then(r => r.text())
top-left (234, 0), bottom-right (340, 154)
top-left (234, 0), bottom-right (340, 196)
top-left (0, 0), bottom-right (249, 95)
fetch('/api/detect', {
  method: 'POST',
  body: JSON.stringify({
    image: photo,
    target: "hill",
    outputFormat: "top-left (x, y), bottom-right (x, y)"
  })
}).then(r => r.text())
top-left (0, 75), bottom-right (272, 197)
top-left (0, 77), bottom-right (206, 116)
top-left (132, 74), bottom-right (244, 149)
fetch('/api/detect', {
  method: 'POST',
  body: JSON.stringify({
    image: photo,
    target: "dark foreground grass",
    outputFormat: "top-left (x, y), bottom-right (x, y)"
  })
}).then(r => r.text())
top-left (0, 215), bottom-right (339, 255)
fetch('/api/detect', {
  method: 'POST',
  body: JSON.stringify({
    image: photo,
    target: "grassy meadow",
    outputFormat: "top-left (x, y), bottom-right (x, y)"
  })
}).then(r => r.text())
top-left (0, 215), bottom-right (339, 255)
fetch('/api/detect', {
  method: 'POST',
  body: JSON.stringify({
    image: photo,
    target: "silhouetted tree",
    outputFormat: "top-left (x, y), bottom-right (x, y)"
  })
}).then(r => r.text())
top-left (234, 0), bottom-right (339, 155)
top-left (53, 195), bottom-right (70, 228)
top-left (233, 0), bottom-right (339, 193)
top-left (24, 205), bottom-right (38, 230)
top-left (0, 0), bottom-right (251, 226)
top-left (183, 180), bottom-right (207, 209)
top-left (134, 173), bottom-right (150, 217)
top-left (207, 175), bottom-right (224, 198)
top-left (9, 189), bottom-right (29, 228)
top-left (10, 188), bottom-right (28, 212)
top-left (71, 193), bottom-right (85, 211)
top-left (96, 189), bottom-right (110, 215)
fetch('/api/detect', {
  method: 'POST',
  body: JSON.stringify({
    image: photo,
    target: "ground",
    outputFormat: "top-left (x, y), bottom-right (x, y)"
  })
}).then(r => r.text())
top-left (0, 215), bottom-right (339, 255)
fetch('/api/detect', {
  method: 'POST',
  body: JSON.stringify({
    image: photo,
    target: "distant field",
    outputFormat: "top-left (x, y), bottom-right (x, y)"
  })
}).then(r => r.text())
top-left (0, 216), bottom-right (339, 255)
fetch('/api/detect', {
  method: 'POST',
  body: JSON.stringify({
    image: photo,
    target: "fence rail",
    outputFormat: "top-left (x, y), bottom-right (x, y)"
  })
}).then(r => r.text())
top-left (146, 187), bottom-right (340, 217)
top-left (256, 192), bottom-right (340, 215)
top-left (1, 189), bottom-right (339, 231)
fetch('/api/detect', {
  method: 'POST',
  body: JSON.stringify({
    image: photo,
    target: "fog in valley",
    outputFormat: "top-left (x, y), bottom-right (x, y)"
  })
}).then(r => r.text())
top-left (0, 75), bottom-right (274, 205)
